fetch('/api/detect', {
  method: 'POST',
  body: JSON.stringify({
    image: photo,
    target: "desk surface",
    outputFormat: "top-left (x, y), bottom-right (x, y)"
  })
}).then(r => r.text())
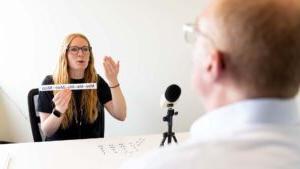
top-left (0, 132), bottom-right (189, 169)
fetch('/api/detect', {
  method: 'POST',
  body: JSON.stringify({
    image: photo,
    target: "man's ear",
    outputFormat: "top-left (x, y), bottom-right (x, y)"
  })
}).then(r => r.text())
top-left (205, 50), bottom-right (225, 82)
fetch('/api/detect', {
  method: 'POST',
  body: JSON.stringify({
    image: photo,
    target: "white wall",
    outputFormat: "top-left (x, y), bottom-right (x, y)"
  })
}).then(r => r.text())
top-left (0, 87), bottom-right (31, 142)
top-left (0, 0), bottom-right (208, 142)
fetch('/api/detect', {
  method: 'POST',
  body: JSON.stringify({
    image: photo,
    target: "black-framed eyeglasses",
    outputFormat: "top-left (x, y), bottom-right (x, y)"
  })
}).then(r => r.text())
top-left (67, 46), bottom-right (92, 54)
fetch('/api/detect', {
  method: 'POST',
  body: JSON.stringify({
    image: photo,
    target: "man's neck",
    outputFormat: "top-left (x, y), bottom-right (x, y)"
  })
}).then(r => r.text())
top-left (204, 87), bottom-right (250, 112)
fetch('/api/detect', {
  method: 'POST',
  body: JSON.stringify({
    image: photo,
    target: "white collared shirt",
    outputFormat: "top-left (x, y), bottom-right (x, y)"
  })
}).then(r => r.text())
top-left (120, 98), bottom-right (300, 169)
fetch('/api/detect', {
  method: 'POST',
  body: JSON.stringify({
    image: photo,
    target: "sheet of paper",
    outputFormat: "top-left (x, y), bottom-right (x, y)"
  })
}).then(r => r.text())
top-left (0, 152), bottom-right (10, 169)
top-left (97, 137), bottom-right (146, 156)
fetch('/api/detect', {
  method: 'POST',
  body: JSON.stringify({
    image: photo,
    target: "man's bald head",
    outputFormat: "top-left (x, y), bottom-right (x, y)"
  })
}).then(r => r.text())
top-left (199, 0), bottom-right (300, 97)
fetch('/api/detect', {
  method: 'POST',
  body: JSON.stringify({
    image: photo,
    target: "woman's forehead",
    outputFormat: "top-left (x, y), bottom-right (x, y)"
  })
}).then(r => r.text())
top-left (70, 36), bottom-right (89, 46)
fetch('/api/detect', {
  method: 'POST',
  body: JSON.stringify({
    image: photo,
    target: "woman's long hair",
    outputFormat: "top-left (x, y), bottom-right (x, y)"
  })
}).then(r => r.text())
top-left (53, 33), bottom-right (98, 129)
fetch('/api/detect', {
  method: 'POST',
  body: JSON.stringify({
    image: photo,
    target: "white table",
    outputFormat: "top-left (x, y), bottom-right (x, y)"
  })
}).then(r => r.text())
top-left (0, 132), bottom-right (189, 169)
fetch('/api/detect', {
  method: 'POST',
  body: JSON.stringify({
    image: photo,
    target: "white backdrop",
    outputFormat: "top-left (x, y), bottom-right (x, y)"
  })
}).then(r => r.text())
top-left (0, 0), bottom-right (209, 142)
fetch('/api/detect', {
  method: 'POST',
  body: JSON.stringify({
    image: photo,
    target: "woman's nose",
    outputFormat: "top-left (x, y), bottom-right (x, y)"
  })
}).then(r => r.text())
top-left (77, 49), bottom-right (84, 56)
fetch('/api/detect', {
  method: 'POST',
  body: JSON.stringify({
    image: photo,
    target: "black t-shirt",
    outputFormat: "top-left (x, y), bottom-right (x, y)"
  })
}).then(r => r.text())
top-left (37, 75), bottom-right (112, 141)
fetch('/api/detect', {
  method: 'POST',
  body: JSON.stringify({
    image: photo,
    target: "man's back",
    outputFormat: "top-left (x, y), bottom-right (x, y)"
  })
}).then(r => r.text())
top-left (121, 99), bottom-right (300, 169)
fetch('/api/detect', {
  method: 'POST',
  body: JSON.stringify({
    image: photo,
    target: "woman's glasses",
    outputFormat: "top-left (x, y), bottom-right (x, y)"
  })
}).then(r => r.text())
top-left (67, 46), bottom-right (92, 55)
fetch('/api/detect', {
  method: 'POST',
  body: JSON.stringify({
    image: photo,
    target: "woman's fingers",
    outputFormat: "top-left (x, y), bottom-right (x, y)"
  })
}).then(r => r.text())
top-left (103, 56), bottom-right (120, 84)
top-left (106, 61), bottom-right (116, 74)
top-left (104, 60), bottom-right (115, 75)
top-left (53, 89), bottom-right (72, 113)
top-left (103, 56), bottom-right (118, 74)
top-left (54, 91), bottom-right (67, 106)
top-left (61, 91), bottom-right (72, 107)
top-left (107, 56), bottom-right (117, 68)
top-left (103, 61), bottom-right (109, 74)
top-left (103, 62), bottom-right (113, 76)
top-left (52, 90), bottom-right (65, 103)
top-left (116, 61), bottom-right (120, 73)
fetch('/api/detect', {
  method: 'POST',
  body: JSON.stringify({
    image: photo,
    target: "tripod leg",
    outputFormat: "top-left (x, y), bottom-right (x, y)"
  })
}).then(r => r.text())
top-left (160, 134), bottom-right (167, 147)
top-left (168, 134), bottom-right (172, 144)
top-left (172, 135), bottom-right (178, 143)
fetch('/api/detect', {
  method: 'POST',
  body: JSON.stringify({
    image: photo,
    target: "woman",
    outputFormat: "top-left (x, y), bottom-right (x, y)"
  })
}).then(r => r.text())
top-left (38, 33), bottom-right (126, 141)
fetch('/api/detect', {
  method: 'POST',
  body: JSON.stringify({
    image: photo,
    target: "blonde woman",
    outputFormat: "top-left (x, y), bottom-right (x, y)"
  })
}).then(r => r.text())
top-left (38, 33), bottom-right (126, 141)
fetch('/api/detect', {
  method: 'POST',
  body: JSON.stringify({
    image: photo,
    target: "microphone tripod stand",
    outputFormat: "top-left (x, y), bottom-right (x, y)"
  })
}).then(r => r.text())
top-left (160, 104), bottom-right (178, 147)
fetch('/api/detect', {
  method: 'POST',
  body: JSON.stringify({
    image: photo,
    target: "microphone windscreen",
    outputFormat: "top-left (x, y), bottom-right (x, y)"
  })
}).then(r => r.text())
top-left (165, 84), bottom-right (181, 102)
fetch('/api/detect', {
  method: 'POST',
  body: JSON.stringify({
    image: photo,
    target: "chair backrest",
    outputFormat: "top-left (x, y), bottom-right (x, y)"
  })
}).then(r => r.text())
top-left (27, 88), bottom-right (44, 142)
top-left (98, 104), bottom-right (105, 138)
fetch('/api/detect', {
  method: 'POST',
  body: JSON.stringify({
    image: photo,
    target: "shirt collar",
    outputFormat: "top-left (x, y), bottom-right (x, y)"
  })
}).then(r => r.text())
top-left (190, 98), bottom-right (300, 141)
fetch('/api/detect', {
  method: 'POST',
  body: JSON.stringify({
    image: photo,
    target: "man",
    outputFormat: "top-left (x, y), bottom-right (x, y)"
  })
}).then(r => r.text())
top-left (121, 0), bottom-right (300, 168)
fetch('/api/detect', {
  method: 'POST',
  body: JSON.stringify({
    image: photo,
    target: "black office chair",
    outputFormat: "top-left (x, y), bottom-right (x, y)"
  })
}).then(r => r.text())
top-left (96, 104), bottom-right (105, 138)
top-left (27, 88), bottom-right (44, 142)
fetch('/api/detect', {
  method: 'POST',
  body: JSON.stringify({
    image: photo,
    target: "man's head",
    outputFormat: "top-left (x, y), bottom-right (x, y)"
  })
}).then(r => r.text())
top-left (193, 0), bottom-right (300, 111)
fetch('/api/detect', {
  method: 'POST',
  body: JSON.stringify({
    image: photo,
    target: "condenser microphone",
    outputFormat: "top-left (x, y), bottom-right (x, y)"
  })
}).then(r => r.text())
top-left (160, 84), bottom-right (181, 108)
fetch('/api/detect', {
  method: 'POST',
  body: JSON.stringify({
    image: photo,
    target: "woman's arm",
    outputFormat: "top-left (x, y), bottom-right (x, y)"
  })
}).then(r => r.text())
top-left (104, 86), bottom-right (127, 121)
top-left (40, 112), bottom-right (64, 137)
top-left (103, 56), bottom-right (127, 121)
top-left (39, 89), bottom-right (72, 137)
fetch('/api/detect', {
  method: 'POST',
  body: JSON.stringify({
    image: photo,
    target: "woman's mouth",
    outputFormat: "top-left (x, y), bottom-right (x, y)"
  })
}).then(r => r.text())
top-left (77, 60), bottom-right (85, 64)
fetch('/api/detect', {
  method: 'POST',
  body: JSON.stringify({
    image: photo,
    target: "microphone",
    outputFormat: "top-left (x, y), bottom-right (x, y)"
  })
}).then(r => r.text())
top-left (160, 84), bottom-right (181, 146)
top-left (160, 84), bottom-right (181, 108)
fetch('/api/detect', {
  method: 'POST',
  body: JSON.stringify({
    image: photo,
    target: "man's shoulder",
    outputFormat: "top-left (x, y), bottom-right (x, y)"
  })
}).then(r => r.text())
top-left (119, 135), bottom-right (300, 169)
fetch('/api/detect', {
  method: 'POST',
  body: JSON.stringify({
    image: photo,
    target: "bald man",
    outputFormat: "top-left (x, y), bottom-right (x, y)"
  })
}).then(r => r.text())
top-left (120, 0), bottom-right (300, 168)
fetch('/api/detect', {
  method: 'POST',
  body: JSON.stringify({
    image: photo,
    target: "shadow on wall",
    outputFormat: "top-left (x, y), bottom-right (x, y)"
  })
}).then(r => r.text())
top-left (0, 87), bottom-right (33, 143)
